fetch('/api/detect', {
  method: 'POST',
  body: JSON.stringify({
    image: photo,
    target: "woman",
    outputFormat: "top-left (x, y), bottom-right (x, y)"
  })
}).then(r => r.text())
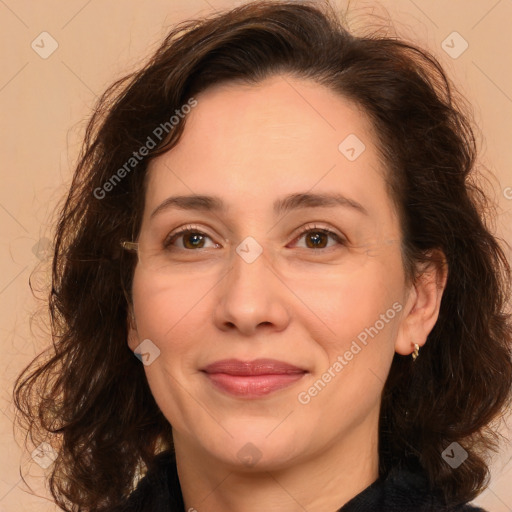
top-left (13, 1), bottom-right (512, 511)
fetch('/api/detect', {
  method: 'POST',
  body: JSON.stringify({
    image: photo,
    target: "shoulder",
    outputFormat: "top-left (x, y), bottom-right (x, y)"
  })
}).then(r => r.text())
top-left (385, 466), bottom-right (490, 512)
top-left (339, 461), bottom-right (491, 512)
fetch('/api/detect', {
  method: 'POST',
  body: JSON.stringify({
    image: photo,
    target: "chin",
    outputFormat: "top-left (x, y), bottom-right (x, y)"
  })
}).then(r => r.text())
top-left (197, 429), bottom-right (302, 471)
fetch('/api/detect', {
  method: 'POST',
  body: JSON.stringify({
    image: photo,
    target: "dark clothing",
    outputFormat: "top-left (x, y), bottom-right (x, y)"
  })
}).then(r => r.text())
top-left (114, 450), bottom-right (487, 512)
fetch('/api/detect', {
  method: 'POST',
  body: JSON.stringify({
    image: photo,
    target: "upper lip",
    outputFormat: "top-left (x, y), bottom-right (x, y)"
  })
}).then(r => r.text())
top-left (201, 358), bottom-right (307, 376)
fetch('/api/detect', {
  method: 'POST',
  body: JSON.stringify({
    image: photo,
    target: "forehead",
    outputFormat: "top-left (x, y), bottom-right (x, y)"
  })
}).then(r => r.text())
top-left (144, 74), bottom-right (394, 225)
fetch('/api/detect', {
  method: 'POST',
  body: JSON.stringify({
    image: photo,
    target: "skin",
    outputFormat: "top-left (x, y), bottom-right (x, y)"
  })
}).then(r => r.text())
top-left (127, 74), bottom-right (448, 512)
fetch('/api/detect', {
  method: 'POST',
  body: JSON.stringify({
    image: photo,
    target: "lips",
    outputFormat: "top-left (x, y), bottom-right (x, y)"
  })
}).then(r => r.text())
top-left (202, 358), bottom-right (306, 375)
top-left (201, 358), bottom-right (307, 398)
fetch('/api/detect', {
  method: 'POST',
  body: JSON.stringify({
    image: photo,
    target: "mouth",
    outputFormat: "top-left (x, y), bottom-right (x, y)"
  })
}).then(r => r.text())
top-left (200, 358), bottom-right (308, 398)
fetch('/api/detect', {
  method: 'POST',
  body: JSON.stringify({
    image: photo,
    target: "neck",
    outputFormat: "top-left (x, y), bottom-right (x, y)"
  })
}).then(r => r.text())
top-left (174, 416), bottom-right (380, 512)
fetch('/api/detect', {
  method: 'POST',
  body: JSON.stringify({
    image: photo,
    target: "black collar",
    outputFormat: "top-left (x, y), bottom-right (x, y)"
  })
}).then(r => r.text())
top-left (116, 450), bottom-right (487, 512)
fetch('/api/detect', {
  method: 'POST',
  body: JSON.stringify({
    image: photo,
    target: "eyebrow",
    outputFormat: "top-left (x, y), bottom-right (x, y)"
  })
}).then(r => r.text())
top-left (150, 192), bottom-right (369, 218)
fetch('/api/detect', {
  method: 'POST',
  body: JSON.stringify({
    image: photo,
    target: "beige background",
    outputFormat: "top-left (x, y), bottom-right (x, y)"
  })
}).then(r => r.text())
top-left (1, 0), bottom-right (511, 510)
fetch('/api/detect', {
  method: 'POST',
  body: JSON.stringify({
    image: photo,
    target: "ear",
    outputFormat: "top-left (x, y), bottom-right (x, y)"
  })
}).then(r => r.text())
top-left (395, 250), bottom-right (449, 356)
top-left (127, 305), bottom-right (140, 352)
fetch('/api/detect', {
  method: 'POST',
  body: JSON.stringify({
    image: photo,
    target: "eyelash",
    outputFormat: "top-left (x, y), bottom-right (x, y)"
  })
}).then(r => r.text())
top-left (163, 223), bottom-right (347, 251)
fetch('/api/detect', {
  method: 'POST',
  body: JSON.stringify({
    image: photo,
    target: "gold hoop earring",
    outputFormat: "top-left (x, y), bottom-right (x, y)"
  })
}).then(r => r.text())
top-left (412, 343), bottom-right (420, 361)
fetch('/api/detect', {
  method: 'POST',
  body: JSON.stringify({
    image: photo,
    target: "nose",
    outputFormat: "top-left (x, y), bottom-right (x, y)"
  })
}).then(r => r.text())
top-left (213, 247), bottom-right (291, 336)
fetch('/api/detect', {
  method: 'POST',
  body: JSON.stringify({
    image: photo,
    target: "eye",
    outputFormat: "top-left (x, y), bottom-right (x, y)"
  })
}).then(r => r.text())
top-left (163, 225), bottom-right (220, 250)
top-left (288, 223), bottom-right (346, 250)
top-left (162, 223), bottom-right (346, 252)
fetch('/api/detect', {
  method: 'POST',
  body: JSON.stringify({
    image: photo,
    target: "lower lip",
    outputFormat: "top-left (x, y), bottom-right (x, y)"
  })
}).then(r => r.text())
top-left (203, 372), bottom-right (306, 398)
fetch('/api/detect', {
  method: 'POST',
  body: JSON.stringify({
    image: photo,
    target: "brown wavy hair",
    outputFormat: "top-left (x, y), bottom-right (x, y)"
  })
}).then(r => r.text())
top-left (13, 1), bottom-right (512, 510)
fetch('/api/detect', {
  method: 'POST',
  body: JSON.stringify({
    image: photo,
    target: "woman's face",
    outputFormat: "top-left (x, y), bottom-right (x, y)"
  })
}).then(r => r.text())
top-left (128, 74), bottom-right (414, 471)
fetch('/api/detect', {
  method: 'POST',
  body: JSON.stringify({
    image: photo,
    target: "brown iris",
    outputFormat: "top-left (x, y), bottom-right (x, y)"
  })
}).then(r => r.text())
top-left (182, 232), bottom-right (207, 249)
top-left (305, 231), bottom-right (328, 249)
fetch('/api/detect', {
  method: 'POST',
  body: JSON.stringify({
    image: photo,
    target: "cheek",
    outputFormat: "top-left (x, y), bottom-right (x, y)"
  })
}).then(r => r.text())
top-left (131, 268), bottom-right (214, 342)
top-left (297, 270), bottom-right (401, 409)
top-left (130, 271), bottom-right (209, 428)
top-left (291, 262), bottom-right (402, 338)
top-left (289, 261), bottom-right (404, 403)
